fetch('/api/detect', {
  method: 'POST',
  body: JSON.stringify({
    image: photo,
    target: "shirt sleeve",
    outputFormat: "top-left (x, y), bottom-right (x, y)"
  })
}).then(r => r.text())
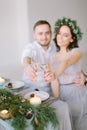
top-left (21, 43), bottom-right (33, 64)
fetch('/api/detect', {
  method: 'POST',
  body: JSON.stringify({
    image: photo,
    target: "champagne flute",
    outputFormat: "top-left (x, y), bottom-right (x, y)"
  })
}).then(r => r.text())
top-left (31, 50), bottom-right (39, 71)
top-left (31, 50), bottom-right (43, 81)
top-left (40, 64), bottom-right (48, 71)
top-left (40, 56), bottom-right (49, 72)
top-left (39, 56), bottom-right (50, 82)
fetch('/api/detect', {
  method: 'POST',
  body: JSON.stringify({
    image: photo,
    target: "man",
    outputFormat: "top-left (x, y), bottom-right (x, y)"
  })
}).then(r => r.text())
top-left (21, 20), bottom-right (85, 130)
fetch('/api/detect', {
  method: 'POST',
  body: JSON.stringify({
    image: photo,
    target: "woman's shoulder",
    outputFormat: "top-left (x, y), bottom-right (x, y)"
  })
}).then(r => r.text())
top-left (71, 48), bottom-right (82, 54)
top-left (70, 48), bottom-right (82, 59)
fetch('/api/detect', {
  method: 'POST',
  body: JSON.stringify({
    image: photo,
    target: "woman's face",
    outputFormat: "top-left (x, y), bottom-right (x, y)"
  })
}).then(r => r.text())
top-left (56, 25), bottom-right (73, 48)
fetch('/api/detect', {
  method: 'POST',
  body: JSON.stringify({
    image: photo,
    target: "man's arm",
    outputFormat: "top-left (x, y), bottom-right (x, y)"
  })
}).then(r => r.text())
top-left (83, 71), bottom-right (87, 85)
top-left (22, 57), bottom-right (36, 79)
top-left (23, 57), bottom-right (31, 67)
top-left (72, 71), bottom-right (87, 87)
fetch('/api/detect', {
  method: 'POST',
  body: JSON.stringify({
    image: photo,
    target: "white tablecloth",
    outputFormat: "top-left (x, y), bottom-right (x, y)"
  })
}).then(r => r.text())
top-left (0, 119), bottom-right (58, 130)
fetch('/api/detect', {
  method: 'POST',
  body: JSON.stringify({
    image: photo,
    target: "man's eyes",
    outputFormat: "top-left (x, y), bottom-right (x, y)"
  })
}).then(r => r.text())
top-left (38, 32), bottom-right (50, 35)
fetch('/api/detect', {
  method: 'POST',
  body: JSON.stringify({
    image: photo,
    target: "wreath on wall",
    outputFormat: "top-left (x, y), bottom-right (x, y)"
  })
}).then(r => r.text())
top-left (0, 89), bottom-right (58, 130)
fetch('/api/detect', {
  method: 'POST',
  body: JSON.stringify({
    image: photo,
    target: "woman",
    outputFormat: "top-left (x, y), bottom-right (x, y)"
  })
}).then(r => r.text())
top-left (50, 17), bottom-right (87, 130)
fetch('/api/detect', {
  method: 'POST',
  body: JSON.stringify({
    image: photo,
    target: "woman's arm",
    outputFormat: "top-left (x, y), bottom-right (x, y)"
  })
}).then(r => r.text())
top-left (55, 50), bottom-right (82, 77)
top-left (51, 78), bottom-right (60, 98)
top-left (82, 71), bottom-right (87, 85)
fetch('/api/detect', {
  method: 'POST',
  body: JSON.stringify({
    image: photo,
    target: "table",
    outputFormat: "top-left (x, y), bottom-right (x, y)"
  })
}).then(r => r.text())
top-left (0, 85), bottom-right (58, 130)
top-left (0, 119), bottom-right (58, 130)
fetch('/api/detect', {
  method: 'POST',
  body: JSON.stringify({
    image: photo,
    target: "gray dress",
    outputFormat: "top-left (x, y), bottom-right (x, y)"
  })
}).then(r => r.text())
top-left (52, 48), bottom-right (87, 130)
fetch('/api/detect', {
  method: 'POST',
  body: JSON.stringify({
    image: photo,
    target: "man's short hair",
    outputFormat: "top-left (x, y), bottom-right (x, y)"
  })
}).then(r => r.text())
top-left (33, 20), bottom-right (51, 31)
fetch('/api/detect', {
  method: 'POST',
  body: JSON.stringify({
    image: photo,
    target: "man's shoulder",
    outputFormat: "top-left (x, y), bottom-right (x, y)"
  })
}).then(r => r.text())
top-left (24, 41), bottom-right (36, 49)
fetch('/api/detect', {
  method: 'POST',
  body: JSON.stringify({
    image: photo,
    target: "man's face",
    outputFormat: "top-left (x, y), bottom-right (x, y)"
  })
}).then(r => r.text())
top-left (33, 24), bottom-right (51, 48)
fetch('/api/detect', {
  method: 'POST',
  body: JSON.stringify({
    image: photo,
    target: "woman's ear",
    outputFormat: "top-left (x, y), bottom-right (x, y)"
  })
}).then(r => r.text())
top-left (71, 36), bottom-right (76, 43)
top-left (70, 39), bottom-right (73, 43)
top-left (70, 37), bottom-right (74, 43)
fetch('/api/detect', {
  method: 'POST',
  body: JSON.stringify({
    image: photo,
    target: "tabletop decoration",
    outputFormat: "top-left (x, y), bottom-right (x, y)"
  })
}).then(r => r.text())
top-left (6, 82), bottom-right (13, 88)
top-left (0, 109), bottom-right (12, 119)
top-left (0, 89), bottom-right (58, 130)
top-left (29, 94), bottom-right (42, 105)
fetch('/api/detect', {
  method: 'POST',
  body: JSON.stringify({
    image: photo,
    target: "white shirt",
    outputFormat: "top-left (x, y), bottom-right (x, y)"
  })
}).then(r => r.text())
top-left (21, 41), bottom-right (57, 64)
top-left (21, 41), bottom-right (57, 92)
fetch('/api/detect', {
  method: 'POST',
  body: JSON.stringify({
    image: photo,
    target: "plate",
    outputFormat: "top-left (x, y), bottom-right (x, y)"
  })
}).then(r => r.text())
top-left (5, 80), bottom-right (24, 90)
top-left (24, 91), bottom-right (49, 101)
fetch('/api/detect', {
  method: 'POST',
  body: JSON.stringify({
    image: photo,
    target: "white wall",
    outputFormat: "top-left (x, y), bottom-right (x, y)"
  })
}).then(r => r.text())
top-left (0, 0), bottom-right (87, 80)
top-left (0, 0), bottom-right (30, 79)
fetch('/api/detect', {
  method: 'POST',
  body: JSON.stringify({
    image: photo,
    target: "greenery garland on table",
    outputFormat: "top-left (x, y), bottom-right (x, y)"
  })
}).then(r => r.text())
top-left (0, 89), bottom-right (58, 130)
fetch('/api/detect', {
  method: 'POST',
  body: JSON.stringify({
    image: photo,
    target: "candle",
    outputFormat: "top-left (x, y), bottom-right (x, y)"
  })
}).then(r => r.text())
top-left (30, 95), bottom-right (41, 105)
top-left (0, 110), bottom-right (8, 115)
top-left (0, 77), bottom-right (5, 85)
top-left (0, 109), bottom-right (12, 119)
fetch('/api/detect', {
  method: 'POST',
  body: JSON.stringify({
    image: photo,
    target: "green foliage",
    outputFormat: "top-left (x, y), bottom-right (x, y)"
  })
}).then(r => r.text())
top-left (31, 104), bottom-right (58, 130)
top-left (11, 115), bottom-right (27, 130)
top-left (54, 17), bottom-right (83, 41)
top-left (0, 89), bottom-right (58, 130)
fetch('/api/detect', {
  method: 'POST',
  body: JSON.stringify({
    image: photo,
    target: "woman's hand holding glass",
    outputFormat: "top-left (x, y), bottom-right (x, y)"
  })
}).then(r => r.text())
top-left (44, 70), bottom-right (55, 82)
top-left (43, 64), bottom-right (55, 82)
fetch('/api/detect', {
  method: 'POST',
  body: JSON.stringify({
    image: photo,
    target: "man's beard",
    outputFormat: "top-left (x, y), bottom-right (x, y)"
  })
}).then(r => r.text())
top-left (39, 42), bottom-right (50, 48)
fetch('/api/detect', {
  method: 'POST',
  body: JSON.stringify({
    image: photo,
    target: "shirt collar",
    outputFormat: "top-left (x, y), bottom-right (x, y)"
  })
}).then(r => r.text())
top-left (34, 40), bottom-right (53, 53)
